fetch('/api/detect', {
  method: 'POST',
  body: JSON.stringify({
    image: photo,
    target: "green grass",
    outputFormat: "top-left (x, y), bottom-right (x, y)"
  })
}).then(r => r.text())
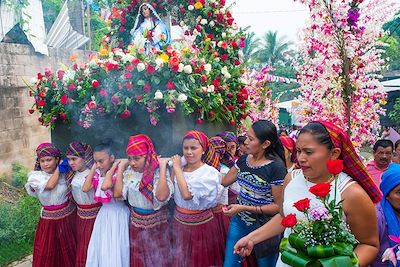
top-left (0, 162), bottom-right (40, 266)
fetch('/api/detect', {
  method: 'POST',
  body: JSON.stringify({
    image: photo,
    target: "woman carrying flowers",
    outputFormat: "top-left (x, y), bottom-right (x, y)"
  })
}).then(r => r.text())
top-left (371, 163), bottom-right (400, 267)
top-left (234, 121), bottom-right (382, 267)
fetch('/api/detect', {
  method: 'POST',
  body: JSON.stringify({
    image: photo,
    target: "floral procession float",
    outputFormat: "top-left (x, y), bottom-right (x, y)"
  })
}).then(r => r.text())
top-left (28, 0), bottom-right (248, 155)
top-left (295, 0), bottom-right (397, 148)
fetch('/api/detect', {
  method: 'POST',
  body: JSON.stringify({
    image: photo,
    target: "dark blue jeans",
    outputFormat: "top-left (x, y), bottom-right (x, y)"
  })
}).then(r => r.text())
top-left (224, 215), bottom-right (279, 267)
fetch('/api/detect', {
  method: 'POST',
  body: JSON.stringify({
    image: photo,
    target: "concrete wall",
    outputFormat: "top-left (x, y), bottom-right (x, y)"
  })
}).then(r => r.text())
top-left (0, 42), bottom-right (91, 180)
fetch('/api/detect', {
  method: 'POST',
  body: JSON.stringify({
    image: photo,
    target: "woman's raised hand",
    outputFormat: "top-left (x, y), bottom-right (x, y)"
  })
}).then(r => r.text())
top-left (158, 156), bottom-right (169, 168)
top-left (233, 235), bottom-right (254, 257)
top-left (171, 155), bottom-right (182, 170)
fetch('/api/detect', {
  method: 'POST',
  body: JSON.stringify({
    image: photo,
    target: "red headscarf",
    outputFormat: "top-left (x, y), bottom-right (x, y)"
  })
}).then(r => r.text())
top-left (280, 136), bottom-right (297, 163)
top-left (316, 121), bottom-right (382, 203)
top-left (34, 142), bottom-right (61, 171)
top-left (184, 130), bottom-right (218, 169)
top-left (126, 134), bottom-right (159, 203)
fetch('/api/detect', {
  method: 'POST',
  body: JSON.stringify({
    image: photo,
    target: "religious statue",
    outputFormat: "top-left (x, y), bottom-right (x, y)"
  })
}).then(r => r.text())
top-left (130, 3), bottom-right (171, 52)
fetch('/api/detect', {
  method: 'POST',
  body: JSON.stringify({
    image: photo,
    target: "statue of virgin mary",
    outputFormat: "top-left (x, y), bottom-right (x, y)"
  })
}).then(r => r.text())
top-left (130, 3), bottom-right (171, 52)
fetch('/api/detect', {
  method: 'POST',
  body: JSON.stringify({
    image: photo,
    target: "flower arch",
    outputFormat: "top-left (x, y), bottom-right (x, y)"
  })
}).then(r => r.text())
top-left (29, 0), bottom-right (248, 128)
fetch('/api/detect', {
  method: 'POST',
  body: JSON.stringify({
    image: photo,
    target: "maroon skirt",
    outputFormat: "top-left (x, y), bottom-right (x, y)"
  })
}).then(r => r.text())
top-left (172, 207), bottom-right (224, 267)
top-left (212, 204), bottom-right (230, 261)
top-left (129, 207), bottom-right (171, 267)
top-left (228, 189), bottom-right (238, 204)
top-left (75, 202), bottom-right (101, 267)
top-left (32, 201), bottom-right (77, 267)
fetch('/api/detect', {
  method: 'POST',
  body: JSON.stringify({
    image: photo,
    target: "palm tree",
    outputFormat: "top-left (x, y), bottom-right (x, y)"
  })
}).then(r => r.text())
top-left (256, 31), bottom-right (293, 67)
top-left (242, 31), bottom-right (261, 66)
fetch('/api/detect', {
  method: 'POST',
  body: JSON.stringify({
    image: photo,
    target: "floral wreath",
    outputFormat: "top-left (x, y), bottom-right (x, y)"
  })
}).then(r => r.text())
top-left (29, 0), bottom-right (248, 128)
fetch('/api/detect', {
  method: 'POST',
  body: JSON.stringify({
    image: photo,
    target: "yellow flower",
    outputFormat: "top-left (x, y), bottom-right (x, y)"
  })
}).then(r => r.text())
top-left (194, 1), bottom-right (203, 9)
top-left (204, 37), bottom-right (211, 42)
top-left (160, 33), bottom-right (166, 41)
top-left (380, 99), bottom-right (387, 105)
top-left (182, 47), bottom-right (190, 53)
top-left (106, 19), bottom-right (111, 26)
top-left (99, 48), bottom-right (108, 56)
top-left (158, 54), bottom-right (169, 63)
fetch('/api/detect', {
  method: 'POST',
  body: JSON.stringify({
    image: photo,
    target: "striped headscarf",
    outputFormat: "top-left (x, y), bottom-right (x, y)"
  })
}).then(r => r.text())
top-left (217, 131), bottom-right (238, 168)
top-left (126, 134), bottom-right (159, 203)
top-left (209, 136), bottom-right (226, 171)
top-left (317, 120), bottom-right (382, 203)
top-left (65, 141), bottom-right (94, 193)
top-left (280, 136), bottom-right (297, 163)
top-left (34, 143), bottom-right (61, 171)
top-left (66, 141), bottom-right (94, 169)
top-left (380, 163), bottom-right (400, 251)
top-left (184, 130), bottom-right (218, 169)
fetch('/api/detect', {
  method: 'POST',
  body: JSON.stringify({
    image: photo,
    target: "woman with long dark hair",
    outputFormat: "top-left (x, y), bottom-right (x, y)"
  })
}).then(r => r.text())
top-left (222, 120), bottom-right (287, 266)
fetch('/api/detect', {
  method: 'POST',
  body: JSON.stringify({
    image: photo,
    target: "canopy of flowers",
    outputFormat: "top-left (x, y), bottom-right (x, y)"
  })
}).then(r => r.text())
top-left (239, 66), bottom-right (279, 131)
top-left (29, 0), bottom-right (248, 128)
top-left (295, 0), bottom-right (396, 147)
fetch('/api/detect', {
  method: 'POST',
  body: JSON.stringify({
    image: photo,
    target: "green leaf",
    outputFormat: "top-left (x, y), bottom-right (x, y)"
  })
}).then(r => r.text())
top-left (125, 97), bottom-right (131, 106)
top-left (137, 80), bottom-right (145, 86)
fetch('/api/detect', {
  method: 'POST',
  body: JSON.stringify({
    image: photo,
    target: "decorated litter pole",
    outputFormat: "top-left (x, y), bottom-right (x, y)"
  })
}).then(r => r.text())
top-left (29, 0), bottom-right (247, 153)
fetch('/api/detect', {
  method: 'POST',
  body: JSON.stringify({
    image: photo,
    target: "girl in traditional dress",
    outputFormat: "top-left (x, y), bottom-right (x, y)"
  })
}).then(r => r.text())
top-left (222, 120), bottom-right (287, 267)
top-left (171, 130), bottom-right (224, 267)
top-left (113, 134), bottom-right (173, 267)
top-left (130, 3), bottom-right (170, 52)
top-left (65, 141), bottom-right (101, 267)
top-left (234, 121), bottom-right (382, 267)
top-left (25, 142), bottom-right (76, 267)
top-left (218, 131), bottom-right (242, 205)
top-left (84, 141), bottom-right (130, 267)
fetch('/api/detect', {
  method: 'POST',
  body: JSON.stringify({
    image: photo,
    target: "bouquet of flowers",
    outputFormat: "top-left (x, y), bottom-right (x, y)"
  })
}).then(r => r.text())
top-left (280, 159), bottom-right (359, 267)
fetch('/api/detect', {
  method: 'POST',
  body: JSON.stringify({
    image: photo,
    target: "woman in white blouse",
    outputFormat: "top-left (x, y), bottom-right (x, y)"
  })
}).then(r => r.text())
top-left (170, 130), bottom-right (224, 267)
top-left (65, 141), bottom-right (100, 267)
top-left (25, 143), bottom-right (76, 267)
top-left (113, 134), bottom-right (173, 267)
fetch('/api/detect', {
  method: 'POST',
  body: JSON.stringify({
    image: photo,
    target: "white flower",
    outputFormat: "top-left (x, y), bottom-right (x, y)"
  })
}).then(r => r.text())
top-left (220, 7), bottom-right (226, 13)
top-left (207, 85), bottom-right (215, 93)
top-left (218, 41), bottom-right (224, 47)
top-left (224, 72), bottom-right (231, 79)
top-left (210, 0), bottom-right (215, 3)
top-left (201, 86), bottom-right (208, 93)
top-left (239, 77), bottom-right (249, 85)
top-left (204, 64), bottom-right (212, 73)
top-left (180, 21), bottom-right (186, 27)
top-left (188, 5), bottom-right (194, 10)
top-left (155, 58), bottom-right (164, 67)
top-left (200, 19), bottom-right (207, 25)
top-left (178, 63), bottom-right (184, 72)
top-left (121, 53), bottom-right (134, 64)
top-left (63, 70), bottom-right (76, 82)
top-left (154, 90), bottom-right (163, 100)
top-left (221, 66), bottom-right (228, 74)
top-left (137, 63), bottom-right (145, 72)
top-left (193, 29), bottom-right (199, 36)
top-left (209, 21), bottom-right (215, 27)
top-left (77, 85), bottom-right (82, 90)
top-left (183, 65), bottom-right (193, 74)
top-left (215, 57), bottom-right (220, 62)
top-left (177, 93), bottom-right (188, 102)
top-left (238, 50), bottom-right (244, 60)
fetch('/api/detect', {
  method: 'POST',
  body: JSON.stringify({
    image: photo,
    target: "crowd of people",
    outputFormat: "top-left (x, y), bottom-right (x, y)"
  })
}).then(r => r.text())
top-left (25, 119), bottom-right (400, 267)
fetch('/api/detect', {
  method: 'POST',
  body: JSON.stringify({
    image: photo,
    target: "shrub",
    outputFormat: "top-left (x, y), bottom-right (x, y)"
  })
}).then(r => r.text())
top-left (11, 163), bottom-right (28, 189)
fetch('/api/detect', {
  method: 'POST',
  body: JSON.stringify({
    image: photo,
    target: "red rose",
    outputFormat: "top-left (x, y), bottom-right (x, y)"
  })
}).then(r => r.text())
top-left (201, 75), bottom-right (207, 83)
top-left (124, 72), bottom-right (132, 80)
top-left (60, 94), bottom-right (68, 105)
top-left (92, 80), bottom-right (100, 88)
top-left (226, 104), bottom-right (235, 111)
top-left (196, 118), bottom-right (203, 124)
top-left (68, 83), bottom-right (76, 91)
top-left (39, 92), bottom-right (46, 98)
top-left (146, 65), bottom-right (156, 74)
top-left (166, 80), bottom-right (175, 90)
top-left (59, 113), bottom-right (67, 120)
top-left (51, 80), bottom-right (57, 88)
top-left (100, 89), bottom-right (108, 97)
top-left (293, 198), bottom-right (310, 212)
top-left (37, 100), bottom-right (46, 107)
top-left (230, 120), bottom-right (236, 126)
top-left (169, 56), bottom-right (180, 67)
top-left (57, 70), bottom-right (65, 80)
top-left (119, 110), bottom-right (131, 119)
top-left (326, 159), bottom-right (344, 175)
top-left (37, 73), bottom-right (44, 80)
top-left (281, 214), bottom-right (297, 228)
top-left (143, 84), bottom-right (151, 93)
top-left (208, 111), bottom-right (215, 118)
top-left (88, 101), bottom-right (97, 109)
top-left (309, 183), bottom-right (331, 198)
top-left (28, 109), bottom-right (34, 114)
top-left (221, 54), bottom-right (228, 61)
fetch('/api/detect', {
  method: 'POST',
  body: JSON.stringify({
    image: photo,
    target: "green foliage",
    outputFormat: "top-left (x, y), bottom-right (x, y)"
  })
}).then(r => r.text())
top-left (11, 163), bottom-right (28, 189)
top-left (389, 97), bottom-right (400, 125)
top-left (89, 13), bottom-right (109, 51)
top-left (42, 0), bottom-right (64, 32)
top-left (0, 194), bottom-right (40, 265)
top-left (256, 31), bottom-right (293, 67)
